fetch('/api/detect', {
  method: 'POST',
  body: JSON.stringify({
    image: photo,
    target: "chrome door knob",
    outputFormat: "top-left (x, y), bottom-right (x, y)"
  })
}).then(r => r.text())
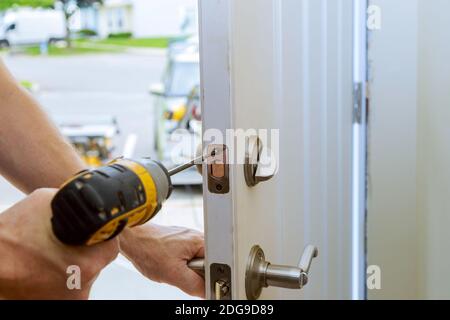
top-left (245, 245), bottom-right (318, 300)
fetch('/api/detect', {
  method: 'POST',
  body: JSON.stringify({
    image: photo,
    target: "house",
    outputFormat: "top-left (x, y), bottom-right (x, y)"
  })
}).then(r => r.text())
top-left (74, 0), bottom-right (198, 38)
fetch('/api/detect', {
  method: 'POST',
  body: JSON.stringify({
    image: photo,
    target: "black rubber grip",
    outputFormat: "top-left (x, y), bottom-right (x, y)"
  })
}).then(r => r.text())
top-left (51, 164), bottom-right (146, 246)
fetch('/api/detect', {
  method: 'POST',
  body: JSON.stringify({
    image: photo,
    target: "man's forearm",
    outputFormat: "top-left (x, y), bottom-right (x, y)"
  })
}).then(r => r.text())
top-left (0, 60), bottom-right (85, 193)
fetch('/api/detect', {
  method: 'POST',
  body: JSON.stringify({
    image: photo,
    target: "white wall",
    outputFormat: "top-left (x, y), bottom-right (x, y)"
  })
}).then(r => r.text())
top-left (417, 0), bottom-right (450, 299)
top-left (133, 0), bottom-right (197, 37)
top-left (79, 0), bottom-right (197, 38)
top-left (367, 0), bottom-right (419, 300)
top-left (368, 0), bottom-right (450, 299)
top-left (95, 4), bottom-right (133, 38)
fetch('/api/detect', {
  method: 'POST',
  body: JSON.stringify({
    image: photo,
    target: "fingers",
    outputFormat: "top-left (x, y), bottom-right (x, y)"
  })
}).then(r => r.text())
top-left (180, 231), bottom-right (205, 298)
top-left (188, 230), bottom-right (205, 258)
top-left (174, 266), bottom-right (206, 298)
top-left (196, 245), bottom-right (205, 258)
top-left (160, 228), bottom-right (206, 298)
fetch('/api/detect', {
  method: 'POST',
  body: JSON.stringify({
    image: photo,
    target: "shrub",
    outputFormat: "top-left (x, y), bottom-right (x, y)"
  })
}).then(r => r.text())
top-left (77, 29), bottom-right (98, 37)
top-left (108, 32), bottom-right (133, 39)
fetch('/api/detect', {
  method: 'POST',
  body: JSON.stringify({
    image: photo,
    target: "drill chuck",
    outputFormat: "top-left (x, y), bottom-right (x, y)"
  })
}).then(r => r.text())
top-left (51, 158), bottom-right (173, 246)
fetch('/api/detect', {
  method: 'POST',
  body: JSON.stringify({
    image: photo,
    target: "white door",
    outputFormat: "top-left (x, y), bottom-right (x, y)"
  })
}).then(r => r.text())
top-left (199, 0), bottom-right (363, 300)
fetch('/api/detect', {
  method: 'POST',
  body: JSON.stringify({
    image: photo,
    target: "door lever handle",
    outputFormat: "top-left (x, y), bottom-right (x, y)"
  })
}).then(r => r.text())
top-left (298, 245), bottom-right (319, 284)
top-left (188, 258), bottom-right (205, 277)
top-left (245, 245), bottom-right (318, 300)
top-left (244, 136), bottom-right (277, 187)
top-left (187, 246), bottom-right (318, 300)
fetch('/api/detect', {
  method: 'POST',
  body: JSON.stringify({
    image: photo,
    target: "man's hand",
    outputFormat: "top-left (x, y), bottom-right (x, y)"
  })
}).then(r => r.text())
top-left (120, 224), bottom-right (205, 298)
top-left (0, 189), bottom-right (119, 299)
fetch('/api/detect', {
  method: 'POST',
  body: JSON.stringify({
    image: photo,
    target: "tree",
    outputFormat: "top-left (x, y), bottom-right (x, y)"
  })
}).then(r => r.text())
top-left (0, 0), bottom-right (54, 11)
top-left (57, 0), bottom-right (102, 48)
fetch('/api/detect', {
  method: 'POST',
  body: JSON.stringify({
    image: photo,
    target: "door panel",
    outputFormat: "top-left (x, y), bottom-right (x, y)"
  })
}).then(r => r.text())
top-left (200, 0), bottom-right (355, 299)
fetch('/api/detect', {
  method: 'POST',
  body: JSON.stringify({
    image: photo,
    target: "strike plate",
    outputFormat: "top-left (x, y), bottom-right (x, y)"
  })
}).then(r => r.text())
top-left (207, 144), bottom-right (229, 194)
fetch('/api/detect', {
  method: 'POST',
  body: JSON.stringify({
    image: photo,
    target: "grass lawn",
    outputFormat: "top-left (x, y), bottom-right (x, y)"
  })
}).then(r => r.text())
top-left (75, 37), bottom-right (180, 49)
top-left (24, 44), bottom-right (123, 56)
top-left (3, 36), bottom-right (183, 57)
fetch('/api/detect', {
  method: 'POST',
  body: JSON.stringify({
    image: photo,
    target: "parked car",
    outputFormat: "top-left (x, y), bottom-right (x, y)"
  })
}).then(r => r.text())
top-left (168, 35), bottom-right (199, 57)
top-left (0, 8), bottom-right (66, 47)
top-left (150, 51), bottom-right (201, 185)
top-left (54, 116), bottom-right (120, 168)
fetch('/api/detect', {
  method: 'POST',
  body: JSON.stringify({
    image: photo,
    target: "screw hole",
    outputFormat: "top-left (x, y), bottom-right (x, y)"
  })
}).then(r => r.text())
top-left (216, 184), bottom-right (223, 191)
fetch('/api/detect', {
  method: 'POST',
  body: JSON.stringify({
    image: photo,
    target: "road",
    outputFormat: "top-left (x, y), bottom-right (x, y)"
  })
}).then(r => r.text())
top-left (5, 52), bottom-right (164, 154)
top-left (0, 51), bottom-right (203, 299)
top-left (1, 51), bottom-right (164, 206)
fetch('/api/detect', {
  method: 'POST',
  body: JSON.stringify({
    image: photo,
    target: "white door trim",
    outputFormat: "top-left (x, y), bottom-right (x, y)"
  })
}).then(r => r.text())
top-left (199, 0), bottom-right (237, 300)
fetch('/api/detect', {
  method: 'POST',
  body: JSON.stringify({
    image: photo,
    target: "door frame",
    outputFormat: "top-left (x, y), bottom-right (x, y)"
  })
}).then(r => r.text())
top-left (198, 0), bottom-right (236, 300)
top-left (352, 0), bottom-right (369, 300)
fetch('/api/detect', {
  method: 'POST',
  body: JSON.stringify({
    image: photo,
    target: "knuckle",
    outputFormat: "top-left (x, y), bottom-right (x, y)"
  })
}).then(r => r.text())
top-left (193, 233), bottom-right (204, 244)
top-left (187, 229), bottom-right (203, 239)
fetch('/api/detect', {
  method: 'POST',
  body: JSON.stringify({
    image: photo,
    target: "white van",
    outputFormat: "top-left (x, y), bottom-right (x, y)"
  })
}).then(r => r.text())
top-left (0, 8), bottom-right (66, 47)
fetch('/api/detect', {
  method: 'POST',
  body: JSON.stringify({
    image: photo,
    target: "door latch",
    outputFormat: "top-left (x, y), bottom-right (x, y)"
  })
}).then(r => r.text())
top-left (245, 245), bottom-right (318, 300)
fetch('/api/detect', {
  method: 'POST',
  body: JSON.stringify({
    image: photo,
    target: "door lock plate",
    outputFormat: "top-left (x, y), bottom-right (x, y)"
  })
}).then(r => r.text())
top-left (210, 263), bottom-right (232, 300)
top-left (207, 144), bottom-right (229, 194)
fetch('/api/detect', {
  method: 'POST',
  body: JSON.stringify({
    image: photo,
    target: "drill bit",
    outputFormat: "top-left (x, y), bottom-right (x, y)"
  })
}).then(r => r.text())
top-left (168, 156), bottom-right (203, 176)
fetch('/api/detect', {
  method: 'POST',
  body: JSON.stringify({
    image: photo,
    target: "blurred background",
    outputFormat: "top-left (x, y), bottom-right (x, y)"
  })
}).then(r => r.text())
top-left (0, 0), bottom-right (203, 299)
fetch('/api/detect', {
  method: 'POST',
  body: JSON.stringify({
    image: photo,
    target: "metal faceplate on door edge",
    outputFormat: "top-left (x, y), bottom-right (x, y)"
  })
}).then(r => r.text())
top-left (210, 263), bottom-right (232, 300)
top-left (188, 260), bottom-right (232, 300)
top-left (207, 144), bottom-right (230, 194)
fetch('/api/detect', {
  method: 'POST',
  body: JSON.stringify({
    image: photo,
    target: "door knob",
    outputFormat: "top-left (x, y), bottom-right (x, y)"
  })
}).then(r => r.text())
top-left (245, 245), bottom-right (318, 300)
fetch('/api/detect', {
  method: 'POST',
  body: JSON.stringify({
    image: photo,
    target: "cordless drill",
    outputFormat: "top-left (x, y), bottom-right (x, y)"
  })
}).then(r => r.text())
top-left (51, 157), bottom-right (201, 246)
